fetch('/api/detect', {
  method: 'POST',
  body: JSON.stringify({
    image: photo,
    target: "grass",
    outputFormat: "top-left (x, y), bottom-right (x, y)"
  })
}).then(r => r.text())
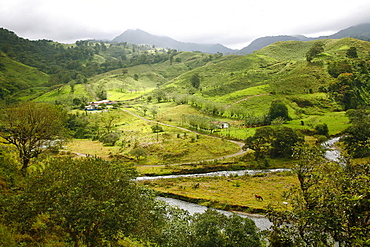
top-left (142, 171), bottom-right (298, 212)
top-left (64, 108), bottom-right (241, 166)
top-left (286, 111), bottom-right (350, 135)
top-left (64, 139), bottom-right (119, 159)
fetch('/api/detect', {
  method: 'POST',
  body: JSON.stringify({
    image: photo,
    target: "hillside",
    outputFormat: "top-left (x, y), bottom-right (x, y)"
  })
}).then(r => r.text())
top-left (0, 51), bottom-right (49, 101)
top-left (239, 23), bottom-right (370, 54)
top-left (327, 23), bottom-right (370, 40)
top-left (159, 38), bottom-right (370, 119)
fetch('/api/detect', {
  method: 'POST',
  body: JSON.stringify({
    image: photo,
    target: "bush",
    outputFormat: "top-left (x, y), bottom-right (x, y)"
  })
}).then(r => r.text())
top-left (100, 132), bottom-right (120, 146)
top-left (314, 123), bottom-right (329, 137)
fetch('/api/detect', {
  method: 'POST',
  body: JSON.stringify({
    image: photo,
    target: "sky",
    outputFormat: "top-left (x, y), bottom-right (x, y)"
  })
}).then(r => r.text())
top-left (1, 0), bottom-right (370, 49)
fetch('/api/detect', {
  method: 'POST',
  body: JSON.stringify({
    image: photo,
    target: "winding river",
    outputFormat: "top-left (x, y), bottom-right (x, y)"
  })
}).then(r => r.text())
top-left (142, 137), bottom-right (343, 231)
top-left (156, 196), bottom-right (273, 230)
top-left (137, 168), bottom-right (290, 181)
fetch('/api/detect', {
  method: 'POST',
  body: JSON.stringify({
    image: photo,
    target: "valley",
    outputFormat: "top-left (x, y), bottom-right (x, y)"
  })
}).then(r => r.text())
top-left (0, 27), bottom-right (369, 246)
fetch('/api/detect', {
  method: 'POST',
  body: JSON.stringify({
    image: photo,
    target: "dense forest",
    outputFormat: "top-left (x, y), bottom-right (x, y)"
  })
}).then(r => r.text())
top-left (0, 27), bottom-right (369, 246)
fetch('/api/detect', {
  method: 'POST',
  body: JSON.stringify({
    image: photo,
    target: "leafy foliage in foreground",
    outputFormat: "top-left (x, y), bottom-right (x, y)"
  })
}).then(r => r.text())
top-left (2, 157), bottom-right (163, 246)
top-left (266, 146), bottom-right (370, 246)
top-left (0, 155), bottom-right (262, 246)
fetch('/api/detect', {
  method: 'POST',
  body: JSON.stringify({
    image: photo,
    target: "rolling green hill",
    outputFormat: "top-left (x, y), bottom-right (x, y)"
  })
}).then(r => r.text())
top-left (0, 51), bottom-right (49, 101)
top-left (159, 38), bottom-right (370, 118)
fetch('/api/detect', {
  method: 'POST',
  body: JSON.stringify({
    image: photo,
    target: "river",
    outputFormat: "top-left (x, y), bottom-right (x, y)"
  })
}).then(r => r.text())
top-left (156, 196), bottom-right (273, 231)
top-left (322, 136), bottom-right (343, 163)
top-left (137, 168), bottom-right (290, 181)
top-left (146, 137), bottom-right (343, 231)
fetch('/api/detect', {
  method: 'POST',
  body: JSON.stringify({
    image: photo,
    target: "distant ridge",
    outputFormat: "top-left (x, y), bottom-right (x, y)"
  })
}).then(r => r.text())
top-left (238, 35), bottom-right (312, 54)
top-left (111, 24), bottom-right (370, 55)
top-left (238, 23), bottom-right (370, 54)
top-left (112, 29), bottom-right (235, 54)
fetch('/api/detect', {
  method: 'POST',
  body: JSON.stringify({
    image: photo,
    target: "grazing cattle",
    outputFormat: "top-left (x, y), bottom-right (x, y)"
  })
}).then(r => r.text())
top-left (255, 194), bottom-right (263, 201)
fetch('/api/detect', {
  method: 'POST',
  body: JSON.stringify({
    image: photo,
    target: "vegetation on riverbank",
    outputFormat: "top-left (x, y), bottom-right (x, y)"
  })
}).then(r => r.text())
top-left (141, 171), bottom-right (298, 213)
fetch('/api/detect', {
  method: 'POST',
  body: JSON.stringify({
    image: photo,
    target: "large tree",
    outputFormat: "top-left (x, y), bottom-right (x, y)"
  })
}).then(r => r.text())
top-left (0, 102), bottom-right (68, 175)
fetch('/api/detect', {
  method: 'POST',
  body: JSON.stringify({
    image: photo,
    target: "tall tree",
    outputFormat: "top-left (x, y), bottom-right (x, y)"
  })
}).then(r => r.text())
top-left (0, 102), bottom-right (68, 175)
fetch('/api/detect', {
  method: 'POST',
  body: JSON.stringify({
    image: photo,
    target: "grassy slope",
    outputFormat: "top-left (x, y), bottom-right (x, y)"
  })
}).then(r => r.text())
top-left (0, 52), bottom-right (49, 99)
top-left (64, 109), bottom-right (240, 166)
top-left (157, 38), bottom-right (370, 136)
top-left (165, 38), bottom-right (370, 106)
top-left (33, 51), bottom-right (213, 103)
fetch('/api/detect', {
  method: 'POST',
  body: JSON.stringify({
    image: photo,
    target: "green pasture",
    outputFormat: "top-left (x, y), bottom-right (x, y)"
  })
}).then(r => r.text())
top-left (142, 171), bottom-right (298, 212)
top-left (65, 108), bottom-right (241, 166)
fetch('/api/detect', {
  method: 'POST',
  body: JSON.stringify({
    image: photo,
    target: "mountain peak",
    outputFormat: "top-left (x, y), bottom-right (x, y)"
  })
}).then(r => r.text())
top-left (112, 29), bottom-right (234, 54)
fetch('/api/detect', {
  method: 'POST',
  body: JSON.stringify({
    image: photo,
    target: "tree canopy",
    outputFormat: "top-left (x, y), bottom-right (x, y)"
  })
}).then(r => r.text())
top-left (0, 102), bottom-right (68, 175)
top-left (4, 157), bottom-right (164, 246)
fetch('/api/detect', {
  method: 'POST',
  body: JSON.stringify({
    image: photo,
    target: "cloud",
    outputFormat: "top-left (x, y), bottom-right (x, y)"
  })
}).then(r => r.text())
top-left (1, 0), bottom-right (370, 49)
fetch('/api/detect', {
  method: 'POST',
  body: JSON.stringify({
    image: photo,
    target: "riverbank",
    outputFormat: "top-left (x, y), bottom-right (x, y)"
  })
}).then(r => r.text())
top-left (140, 170), bottom-right (297, 214)
top-left (157, 191), bottom-right (268, 214)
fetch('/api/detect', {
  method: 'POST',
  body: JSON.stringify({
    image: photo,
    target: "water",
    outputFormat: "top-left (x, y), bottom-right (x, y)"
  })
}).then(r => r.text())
top-left (322, 136), bottom-right (343, 163)
top-left (137, 168), bottom-right (290, 181)
top-left (157, 196), bottom-right (272, 231)
top-left (147, 137), bottom-right (344, 232)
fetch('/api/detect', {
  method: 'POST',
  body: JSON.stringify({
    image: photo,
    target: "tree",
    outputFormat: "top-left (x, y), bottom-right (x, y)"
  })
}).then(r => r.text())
top-left (328, 72), bottom-right (360, 110)
top-left (270, 127), bottom-right (304, 158)
top-left (191, 209), bottom-right (261, 247)
top-left (158, 207), bottom-right (262, 247)
top-left (6, 157), bottom-right (163, 246)
top-left (243, 127), bottom-right (274, 160)
top-left (95, 85), bottom-right (107, 100)
top-left (190, 73), bottom-right (201, 89)
top-left (268, 100), bottom-right (290, 122)
top-left (346, 46), bottom-right (358, 58)
top-left (314, 123), bottom-right (329, 136)
top-left (100, 132), bottom-right (120, 146)
top-left (0, 102), bottom-right (68, 175)
top-left (129, 148), bottom-right (147, 160)
top-left (151, 123), bottom-right (164, 133)
top-left (244, 126), bottom-right (303, 159)
top-left (342, 109), bottom-right (370, 158)
top-left (306, 41), bottom-right (325, 62)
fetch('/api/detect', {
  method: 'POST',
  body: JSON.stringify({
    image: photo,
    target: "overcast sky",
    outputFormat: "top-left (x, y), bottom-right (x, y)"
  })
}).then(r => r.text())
top-left (1, 0), bottom-right (370, 49)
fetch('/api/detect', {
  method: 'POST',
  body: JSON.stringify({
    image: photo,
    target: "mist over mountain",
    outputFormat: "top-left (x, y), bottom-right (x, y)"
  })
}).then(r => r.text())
top-left (111, 23), bottom-right (370, 55)
top-left (112, 29), bottom-right (235, 54)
